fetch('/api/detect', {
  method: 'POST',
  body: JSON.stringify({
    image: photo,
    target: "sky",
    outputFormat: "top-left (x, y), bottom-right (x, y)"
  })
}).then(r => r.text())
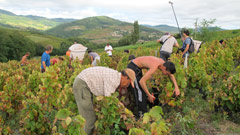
top-left (0, 0), bottom-right (239, 29)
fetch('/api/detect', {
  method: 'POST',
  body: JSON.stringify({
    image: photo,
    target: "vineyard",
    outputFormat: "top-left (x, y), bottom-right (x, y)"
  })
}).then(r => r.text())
top-left (1, 37), bottom-right (240, 134)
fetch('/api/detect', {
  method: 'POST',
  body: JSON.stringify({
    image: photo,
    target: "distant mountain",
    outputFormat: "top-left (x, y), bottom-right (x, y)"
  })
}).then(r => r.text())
top-left (0, 9), bottom-right (164, 43)
top-left (0, 9), bottom-right (16, 16)
top-left (143, 24), bottom-right (225, 34)
top-left (50, 18), bottom-right (77, 23)
top-left (0, 9), bottom-right (76, 30)
top-left (47, 16), bottom-right (164, 43)
top-left (203, 27), bottom-right (225, 31)
top-left (142, 24), bottom-right (179, 33)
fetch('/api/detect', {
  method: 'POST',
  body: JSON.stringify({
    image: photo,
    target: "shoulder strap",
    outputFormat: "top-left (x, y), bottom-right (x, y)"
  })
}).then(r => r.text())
top-left (163, 35), bottom-right (172, 44)
top-left (188, 37), bottom-right (193, 44)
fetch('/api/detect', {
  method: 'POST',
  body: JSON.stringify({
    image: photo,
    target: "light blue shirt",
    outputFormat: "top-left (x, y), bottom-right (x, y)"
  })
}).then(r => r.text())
top-left (182, 37), bottom-right (191, 57)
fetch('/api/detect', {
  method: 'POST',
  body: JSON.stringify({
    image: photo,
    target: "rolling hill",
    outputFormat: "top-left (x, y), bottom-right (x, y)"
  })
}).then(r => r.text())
top-left (46, 16), bottom-right (164, 43)
top-left (0, 9), bottom-right (76, 30)
top-left (142, 24), bottom-right (179, 33)
top-left (0, 27), bottom-right (67, 48)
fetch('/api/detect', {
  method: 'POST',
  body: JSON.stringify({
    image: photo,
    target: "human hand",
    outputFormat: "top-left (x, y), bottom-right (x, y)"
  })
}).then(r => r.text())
top-left (148, 94), bottom-right (156, 103)
top-left (173, 88), bottom-right (180, 96)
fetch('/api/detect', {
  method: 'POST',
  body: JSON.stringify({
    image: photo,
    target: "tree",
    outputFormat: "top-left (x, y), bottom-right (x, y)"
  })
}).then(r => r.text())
top-left (117, 21), bottom-right (139, 46)
top-left (131, 21), bottom-right (139, 44)
top-left (118, 35), bottom-right (132, 46)
top-left (197, 19), bottom-right (220, 41)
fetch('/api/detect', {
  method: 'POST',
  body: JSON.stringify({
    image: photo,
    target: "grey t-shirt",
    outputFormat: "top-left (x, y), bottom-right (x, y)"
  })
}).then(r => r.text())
top-left (159, 35), bottom-right (177, 53)
top-left (89, 52), bottom-right (99, 60)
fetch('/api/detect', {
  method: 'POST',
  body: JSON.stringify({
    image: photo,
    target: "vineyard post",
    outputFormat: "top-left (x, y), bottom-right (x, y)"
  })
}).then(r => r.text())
top-left (169, 1), bottom-right (182, 38)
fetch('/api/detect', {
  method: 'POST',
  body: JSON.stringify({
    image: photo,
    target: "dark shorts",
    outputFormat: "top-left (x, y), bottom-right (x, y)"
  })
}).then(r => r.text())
top-left (127, 61), bottom-right (148, 118)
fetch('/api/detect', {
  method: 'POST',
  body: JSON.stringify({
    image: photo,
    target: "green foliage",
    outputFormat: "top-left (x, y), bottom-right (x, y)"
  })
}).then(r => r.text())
top-left (94, 94), bottom-right (171, 135)
top-left (118, 21), bottom-right (140, 46)
top-left (131, 21), bottom-right (140, 44)
top-left (129, 106), bottom-right (171, 135)
top-left (1, 35), bottom-right (240, 134)
top-left (0, 29), bottom-right (37, 62)
top-left (118, 35), bottom-right (133, 46)
top-left (94, 93), bottom-right (136, 135)
top-left (195, 18), bottom-right (220, 41)
top-left (52, 110), bottom-right (86, 135)
top-left (186, 37), bottom-right (240, 114)
top-left (174, 112), bottom-right (196, 135)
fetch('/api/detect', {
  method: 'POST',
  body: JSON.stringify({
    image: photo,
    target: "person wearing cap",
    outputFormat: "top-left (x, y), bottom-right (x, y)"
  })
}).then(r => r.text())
top-left (127, 56), bottom-right (180, 118)
top-left (72, 66), bottom-right (135, 135)
top-left (157, 32), bottom-right (179, 61)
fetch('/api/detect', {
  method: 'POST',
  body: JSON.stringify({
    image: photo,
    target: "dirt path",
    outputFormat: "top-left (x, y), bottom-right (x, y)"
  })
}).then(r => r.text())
top-left (198, 116), bottom-right (240, 135)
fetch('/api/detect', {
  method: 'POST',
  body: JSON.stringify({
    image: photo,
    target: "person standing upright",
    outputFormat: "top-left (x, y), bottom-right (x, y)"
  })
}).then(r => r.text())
top-left (180, 29), bottom-right (191, 68)
top-left (41, 45), bottom-right (53, 73)
top-left (157, 32), bottom-right (179, 61)
top-left (104, 43), bottom-right (113, 57)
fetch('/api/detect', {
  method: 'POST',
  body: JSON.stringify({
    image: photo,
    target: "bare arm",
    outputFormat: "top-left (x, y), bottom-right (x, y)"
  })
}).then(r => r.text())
top-left (169, 74), bottom-right (180, 96)
top-left (21, 56), bottom-right (28, 64)
top-left (42, 61), bottom-right (46, 70)
top-left (21, 57), bottom-right (26, 64)
top-left (90, 56), bottom-right (93, 62)
top-left (139, 68), bottom-right (157, 103)
top-left (174, 42), bottom-right (179, 47)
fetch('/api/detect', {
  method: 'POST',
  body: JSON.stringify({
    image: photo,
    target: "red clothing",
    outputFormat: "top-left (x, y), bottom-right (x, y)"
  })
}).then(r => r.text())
top-left (51, 58), bottom-right (58, 65)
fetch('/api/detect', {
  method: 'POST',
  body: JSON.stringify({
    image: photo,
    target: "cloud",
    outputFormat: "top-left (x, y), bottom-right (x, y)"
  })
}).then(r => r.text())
top-left (0, 0), bottom-right (239, 29)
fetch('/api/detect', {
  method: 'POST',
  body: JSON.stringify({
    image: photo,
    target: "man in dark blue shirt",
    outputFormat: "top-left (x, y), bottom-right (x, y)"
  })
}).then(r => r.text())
top-left (41, 45), bottom-right (53, 73)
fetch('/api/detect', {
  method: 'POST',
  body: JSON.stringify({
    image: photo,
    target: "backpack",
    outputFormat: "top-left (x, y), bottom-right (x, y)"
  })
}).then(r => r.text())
top-left (188, 37), bottom-right (195, 53)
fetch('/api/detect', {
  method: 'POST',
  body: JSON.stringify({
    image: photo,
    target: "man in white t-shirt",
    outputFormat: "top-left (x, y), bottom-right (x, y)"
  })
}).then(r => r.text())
top-left (157, 32), bottom-right (179, 61)
top-left (104, 43), bottom-right (113, 57)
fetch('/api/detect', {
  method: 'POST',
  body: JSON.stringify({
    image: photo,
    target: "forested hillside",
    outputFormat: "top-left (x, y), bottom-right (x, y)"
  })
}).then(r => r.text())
top-left (46, 16), bottom-right (164, 43)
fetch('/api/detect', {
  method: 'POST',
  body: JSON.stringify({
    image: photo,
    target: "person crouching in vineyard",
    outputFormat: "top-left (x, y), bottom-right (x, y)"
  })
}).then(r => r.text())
top-left (73, 66), bottom-right (135, 135)
top-left (127, 56), bottom-right (180, 118)
top-left (87, 49), bottom-right (100, 66)
top-left (20, 52), bottom-right (30, 66)
top-left (50, 56), bottom-right (64, 65)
